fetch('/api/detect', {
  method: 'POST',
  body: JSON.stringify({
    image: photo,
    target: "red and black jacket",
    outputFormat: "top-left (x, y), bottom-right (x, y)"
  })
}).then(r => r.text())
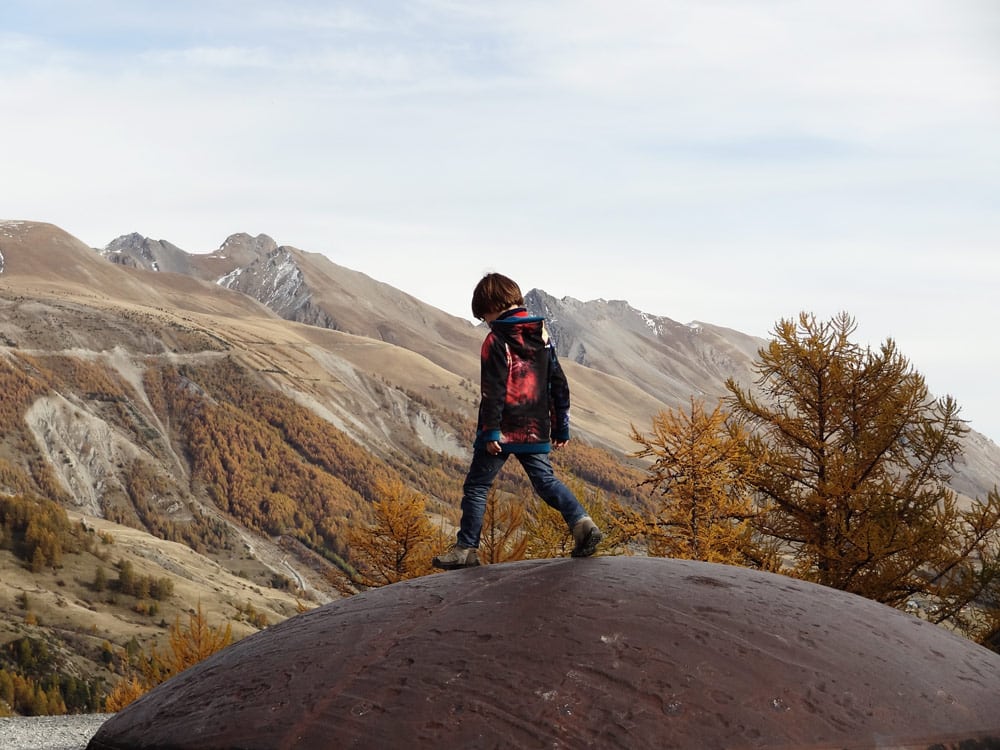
top-left (476, 308), bottom-right (571, 454)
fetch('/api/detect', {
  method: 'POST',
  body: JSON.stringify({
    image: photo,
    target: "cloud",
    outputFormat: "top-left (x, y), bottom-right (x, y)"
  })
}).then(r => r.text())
top-left (140, 45), bottom-right (273, 70)
top-left (2, 0), bottom-right (999, 438)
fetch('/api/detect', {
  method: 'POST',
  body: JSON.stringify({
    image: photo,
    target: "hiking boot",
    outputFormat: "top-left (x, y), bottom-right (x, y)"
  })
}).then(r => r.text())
top-left (433, 545), bottom-right (481, 570)
top-left (571, 517), bottom-right (603, 558)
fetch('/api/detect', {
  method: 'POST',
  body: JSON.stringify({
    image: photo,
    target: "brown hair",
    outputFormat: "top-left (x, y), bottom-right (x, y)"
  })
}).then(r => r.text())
top-left (471, 273), bottom-right (524, 320)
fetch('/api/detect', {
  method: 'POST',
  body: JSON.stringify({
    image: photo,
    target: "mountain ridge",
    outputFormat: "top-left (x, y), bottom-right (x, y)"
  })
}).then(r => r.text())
top-left (88, 224), bottom-right (1000, 490)
top-left (2, 219), bottom-right (996, 495)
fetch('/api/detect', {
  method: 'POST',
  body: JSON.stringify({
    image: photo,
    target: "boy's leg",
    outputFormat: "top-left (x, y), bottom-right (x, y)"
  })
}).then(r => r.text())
top-left (434, 448), bottom-right (507, 570)
top-left (517, 452), bottom-right (603, 557)
top-left (516, 453), bottom-right (587, 528)
top-left (455, 448), bottom-right (507, 548)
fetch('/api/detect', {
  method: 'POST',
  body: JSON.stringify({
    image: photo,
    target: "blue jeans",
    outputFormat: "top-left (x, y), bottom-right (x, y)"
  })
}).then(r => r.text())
top-left (457, 448), bottom-right (588, 548)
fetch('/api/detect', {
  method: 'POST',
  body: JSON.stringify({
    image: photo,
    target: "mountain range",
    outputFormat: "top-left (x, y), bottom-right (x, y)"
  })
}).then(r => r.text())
top-left (1, 219), bottom-right (998, 708)
top-left (89, 223), bottom-right (1000, 497)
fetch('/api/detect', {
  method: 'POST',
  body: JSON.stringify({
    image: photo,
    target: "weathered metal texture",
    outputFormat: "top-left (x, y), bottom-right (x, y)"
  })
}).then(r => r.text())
top-left (89, 557), bottom-right (1000, 749)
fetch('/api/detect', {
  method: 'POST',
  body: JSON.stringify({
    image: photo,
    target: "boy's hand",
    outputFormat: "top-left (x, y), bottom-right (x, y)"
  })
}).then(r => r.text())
top-left (486, 440), bottom-right (502, 456)
top-left (553, 439), bottom-right (568, 449)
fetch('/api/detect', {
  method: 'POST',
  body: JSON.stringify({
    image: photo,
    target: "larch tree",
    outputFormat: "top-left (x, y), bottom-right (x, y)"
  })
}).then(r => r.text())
top-left (629, 397), bottom-right (766, 566)
top-left (523, 480), bottom-right (627, 559)
top-left (479, 488), bottom-right (529, 564)
top-left (347, 479), bottom-right (441, 587)
top-left (726, 311), bottom-right (1000, 638)
top-left (104, 603), bottom-right (233, 712)
top-left (522, 493), bottom-right (576, 559)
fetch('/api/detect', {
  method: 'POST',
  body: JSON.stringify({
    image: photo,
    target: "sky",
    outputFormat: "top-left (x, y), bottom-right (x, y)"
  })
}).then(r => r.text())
top-left (2, 1), bottom-right (999, 442)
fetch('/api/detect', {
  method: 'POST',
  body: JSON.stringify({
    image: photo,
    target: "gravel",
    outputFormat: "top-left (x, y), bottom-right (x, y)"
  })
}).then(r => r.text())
top-left (0, 714), bottom-right (113, 750)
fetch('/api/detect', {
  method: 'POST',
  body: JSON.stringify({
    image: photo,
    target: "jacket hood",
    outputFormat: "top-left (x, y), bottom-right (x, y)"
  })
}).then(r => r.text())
top-left (488, 308), bottom-right (548, 357)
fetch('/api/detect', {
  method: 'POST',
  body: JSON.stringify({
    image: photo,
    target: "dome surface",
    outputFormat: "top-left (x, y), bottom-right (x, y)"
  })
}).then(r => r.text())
top-left (89, 557), bottom-right (1000, 749)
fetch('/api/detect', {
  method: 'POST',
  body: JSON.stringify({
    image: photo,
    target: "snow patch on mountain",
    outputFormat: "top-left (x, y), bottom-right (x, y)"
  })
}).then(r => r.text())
top-left (216, 248), bottom-right (309, 313)
top-left (217, 268), bottom-right (243, 287)
top-left (0, 221), bottom-right (26, 273)
top-left (0, 220), bottom-right (26, 236)
top-left (271, 255), bottom-right (299, 292)
top-left (0, 220), bottom-right (26, 273)
top-left (256, 251), bottom-right (305, 309)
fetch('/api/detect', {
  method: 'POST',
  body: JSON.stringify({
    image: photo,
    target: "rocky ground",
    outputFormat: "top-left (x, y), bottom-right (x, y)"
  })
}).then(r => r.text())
top-left (0, 714), bottom-right (112, 750)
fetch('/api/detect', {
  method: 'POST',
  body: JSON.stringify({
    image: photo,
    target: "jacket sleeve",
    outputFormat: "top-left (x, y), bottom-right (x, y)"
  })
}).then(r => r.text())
top-left (548, 346), bottom-right (571, 441)
top-left (479, 333), bottom-right (509, 442)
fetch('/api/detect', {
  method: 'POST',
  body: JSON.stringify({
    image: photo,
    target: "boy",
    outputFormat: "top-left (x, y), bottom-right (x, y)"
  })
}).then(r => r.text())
top-left (433, 273), bottom-right (603, 569)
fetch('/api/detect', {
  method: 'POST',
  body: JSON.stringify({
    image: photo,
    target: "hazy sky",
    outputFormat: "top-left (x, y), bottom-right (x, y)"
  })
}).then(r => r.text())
top-left (2, 1), bottom-right (999, 442)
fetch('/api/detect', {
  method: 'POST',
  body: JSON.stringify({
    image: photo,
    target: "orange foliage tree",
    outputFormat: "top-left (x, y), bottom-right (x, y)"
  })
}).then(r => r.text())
top-left (478, 488), bottom-right (528, 564)
top-left (523, 480), bottom-right (629, 559)
top-left (347, 480), bottom-right (444, 586)
top-left (104, 603), bottom-right (233, 711)
top-left (726, 312), bottom-right (1000, 640)
top-left (627, 398), bottom-right (765, 566)
top-left (0, 494), bottom-right (78, 571)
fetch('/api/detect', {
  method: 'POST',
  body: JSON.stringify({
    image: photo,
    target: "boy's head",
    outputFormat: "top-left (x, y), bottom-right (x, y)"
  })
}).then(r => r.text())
top-left (471, 273), bottom-right (523, 320)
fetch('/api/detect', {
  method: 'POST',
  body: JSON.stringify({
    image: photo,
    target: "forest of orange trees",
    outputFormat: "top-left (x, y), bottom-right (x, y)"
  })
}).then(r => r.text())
top-left (1, 351), bottom-right (644, 579)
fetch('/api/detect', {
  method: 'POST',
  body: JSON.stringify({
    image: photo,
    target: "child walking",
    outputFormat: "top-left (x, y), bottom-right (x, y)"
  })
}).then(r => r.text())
top-left (433, 273), bottom-right (603, 569)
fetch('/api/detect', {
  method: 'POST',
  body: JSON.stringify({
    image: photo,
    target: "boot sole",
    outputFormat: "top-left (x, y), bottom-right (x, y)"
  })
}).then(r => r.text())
top-left (571, 528), bottom-right (603, 558)
top-left (432, 559), bottom-right (481, 571)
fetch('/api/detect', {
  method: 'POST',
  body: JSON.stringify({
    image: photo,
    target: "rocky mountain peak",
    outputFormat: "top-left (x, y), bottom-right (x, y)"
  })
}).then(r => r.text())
top-left (526, 289), bottom-right (693, 337)
top-left (524, 287), bottom-right (766, 414)
top-left (100, 233), bottom-right (190, 274)
top-left (525, 289), bottom-right (690, 364)
top-left (105, 231), bottom-right (146, 249)
top-left (215, 233), bottom-right (278, 260)
top-left (216, 244), bottom-right (308, 315)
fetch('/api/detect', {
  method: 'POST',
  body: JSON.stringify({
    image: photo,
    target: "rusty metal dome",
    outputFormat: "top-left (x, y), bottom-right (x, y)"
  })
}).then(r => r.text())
top-left (88, 557), bottom-right (1000, 749)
